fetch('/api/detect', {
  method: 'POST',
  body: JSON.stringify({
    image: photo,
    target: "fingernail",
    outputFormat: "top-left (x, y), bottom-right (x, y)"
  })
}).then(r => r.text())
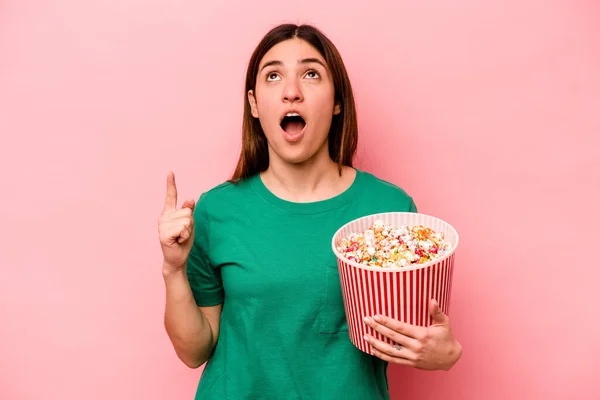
top-left (363, 316), bottom-right (372, 324)
top-left (373, 315), bottom-right (382, 322)
top-left (363, 334), bottom-right (370, 342)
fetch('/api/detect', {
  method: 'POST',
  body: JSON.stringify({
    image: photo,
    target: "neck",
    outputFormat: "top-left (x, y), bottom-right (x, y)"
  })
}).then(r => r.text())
top-left (261, 147), bottom-right (354, 203)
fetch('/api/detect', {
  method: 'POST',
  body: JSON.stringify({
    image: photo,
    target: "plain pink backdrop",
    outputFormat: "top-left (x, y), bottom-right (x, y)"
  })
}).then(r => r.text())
top-left (1, 1), bottom-right (599, 399)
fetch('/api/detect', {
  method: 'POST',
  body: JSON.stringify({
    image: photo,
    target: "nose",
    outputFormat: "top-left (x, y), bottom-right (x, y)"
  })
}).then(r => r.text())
top-left (282, 78), bottom-right (303, 103)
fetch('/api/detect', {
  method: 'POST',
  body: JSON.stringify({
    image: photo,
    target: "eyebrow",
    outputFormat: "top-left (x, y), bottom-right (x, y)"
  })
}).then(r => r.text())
top-left (259, 58), bottom-right (326, 73)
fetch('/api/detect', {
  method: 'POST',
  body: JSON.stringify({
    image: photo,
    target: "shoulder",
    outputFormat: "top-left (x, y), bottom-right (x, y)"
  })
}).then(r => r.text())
top-left (192, 178), bottom-right (252, 225)
top-left (196, 176), bottom-right (255, 209)
top-left (357, 169), bottom-right (417, 211)
top-left (358, 170), bottom-right (412, 198)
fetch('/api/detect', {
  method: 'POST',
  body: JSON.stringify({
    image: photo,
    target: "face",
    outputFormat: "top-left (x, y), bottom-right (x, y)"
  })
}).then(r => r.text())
top-left (248, 38), bottom-right (341, 165)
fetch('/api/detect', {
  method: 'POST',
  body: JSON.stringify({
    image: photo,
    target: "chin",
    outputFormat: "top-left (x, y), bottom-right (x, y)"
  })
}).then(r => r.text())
top-left (275, 143), bottom-right (329, 166)
top-left (277, 150), bottom-right (315, 165)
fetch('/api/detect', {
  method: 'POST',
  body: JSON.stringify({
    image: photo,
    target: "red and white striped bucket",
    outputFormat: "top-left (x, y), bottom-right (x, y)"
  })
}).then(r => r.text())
top-left (331, 212), bottom-right (459, 354)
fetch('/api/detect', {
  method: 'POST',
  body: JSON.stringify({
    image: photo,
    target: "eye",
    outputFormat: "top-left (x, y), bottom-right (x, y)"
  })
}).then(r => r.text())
top-left (305, 70), bottom-right (320, 79)
top-left (266, 72), bottom-right (281, 82)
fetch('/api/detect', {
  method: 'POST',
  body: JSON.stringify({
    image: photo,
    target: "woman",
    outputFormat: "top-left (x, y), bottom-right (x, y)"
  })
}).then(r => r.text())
top-left (159, 23), bottom-right (462, 399)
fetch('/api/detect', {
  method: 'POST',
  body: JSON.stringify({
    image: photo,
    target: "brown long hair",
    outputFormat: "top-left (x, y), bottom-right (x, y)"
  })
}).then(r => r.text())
top-left (229, 24), bottom-right (358, 182)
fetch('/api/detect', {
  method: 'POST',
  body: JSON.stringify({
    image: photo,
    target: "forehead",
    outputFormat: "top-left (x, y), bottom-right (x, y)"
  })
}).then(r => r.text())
top-left (259, 38), bottom-right (326, 68)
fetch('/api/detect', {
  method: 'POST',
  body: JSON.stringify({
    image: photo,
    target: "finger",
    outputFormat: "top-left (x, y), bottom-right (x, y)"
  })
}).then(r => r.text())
top-left (181, 198), bottom-right (196, 211)
top-left (159, 219), bottom-right (192, 238)
top-left (177, 227), bottom-right (191, 243)
top-left (429, 298), bottom-right (448, 324)
top-left (164, 208), bottom-right (193, 220)
top-left (163, 171), bottom-right (178, 213)
top-left (365, 315), bottom-right (425, 343)
top-left (369, 344), bottom-right (416, 367)
top-left (160, 224), bottom-right (183, 243)
top-left (364, 334), bottom-right (417, 362)
top-left (364, 318), bottom-right (420, 351)
top-left (160, 220), bottom-right (191, 241)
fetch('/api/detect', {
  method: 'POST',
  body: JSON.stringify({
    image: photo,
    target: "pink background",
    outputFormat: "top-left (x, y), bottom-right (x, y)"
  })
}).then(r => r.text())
top-left (1, 1), bottom-right (598, 399)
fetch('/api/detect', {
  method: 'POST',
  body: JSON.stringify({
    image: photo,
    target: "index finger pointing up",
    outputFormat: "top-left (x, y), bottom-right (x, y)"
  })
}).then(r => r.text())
top-left (163, 171), bottom-right (178, 212)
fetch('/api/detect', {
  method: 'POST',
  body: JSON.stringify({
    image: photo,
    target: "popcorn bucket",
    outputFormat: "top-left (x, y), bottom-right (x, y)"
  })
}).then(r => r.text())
top-left (331, 212), bottom-right (459, 354)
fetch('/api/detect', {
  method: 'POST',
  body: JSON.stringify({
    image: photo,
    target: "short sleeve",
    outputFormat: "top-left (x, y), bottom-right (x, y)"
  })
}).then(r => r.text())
top-left (409, 198), bottom-right (418, 213)
top-left (186, 195), bottom-right (224, 307)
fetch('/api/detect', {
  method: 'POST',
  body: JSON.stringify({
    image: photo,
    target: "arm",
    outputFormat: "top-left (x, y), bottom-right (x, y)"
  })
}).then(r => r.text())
top-left (163, 266), bottom-right (222, 368)
top-left (158, 172), bottom-right (223, 368)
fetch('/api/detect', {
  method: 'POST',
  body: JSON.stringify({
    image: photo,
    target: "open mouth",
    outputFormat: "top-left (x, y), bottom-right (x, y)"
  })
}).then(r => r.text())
top-left (280, 113), bottom-right (306, 135)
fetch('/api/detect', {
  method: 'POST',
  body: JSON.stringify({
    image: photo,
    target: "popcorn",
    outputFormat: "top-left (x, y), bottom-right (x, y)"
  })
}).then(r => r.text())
top-left (337, 219), bottom-right (451, 268)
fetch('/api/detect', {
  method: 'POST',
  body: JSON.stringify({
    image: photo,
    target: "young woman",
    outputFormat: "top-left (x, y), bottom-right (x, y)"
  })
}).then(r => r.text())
top-left (159, 24), bottom-right (462, 399)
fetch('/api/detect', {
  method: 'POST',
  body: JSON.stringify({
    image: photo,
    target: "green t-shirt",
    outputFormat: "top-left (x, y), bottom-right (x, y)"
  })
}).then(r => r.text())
top-left (187, 168), bottom-right (417, 400)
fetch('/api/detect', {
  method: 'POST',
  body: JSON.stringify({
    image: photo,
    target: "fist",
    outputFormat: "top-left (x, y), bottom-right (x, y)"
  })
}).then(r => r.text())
top-left (158, 171), bottom-right (196, 271)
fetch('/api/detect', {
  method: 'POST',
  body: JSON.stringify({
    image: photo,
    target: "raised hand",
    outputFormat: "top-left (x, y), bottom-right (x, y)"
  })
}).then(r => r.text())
top-left (158, 171), bottom-right (196, 272)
